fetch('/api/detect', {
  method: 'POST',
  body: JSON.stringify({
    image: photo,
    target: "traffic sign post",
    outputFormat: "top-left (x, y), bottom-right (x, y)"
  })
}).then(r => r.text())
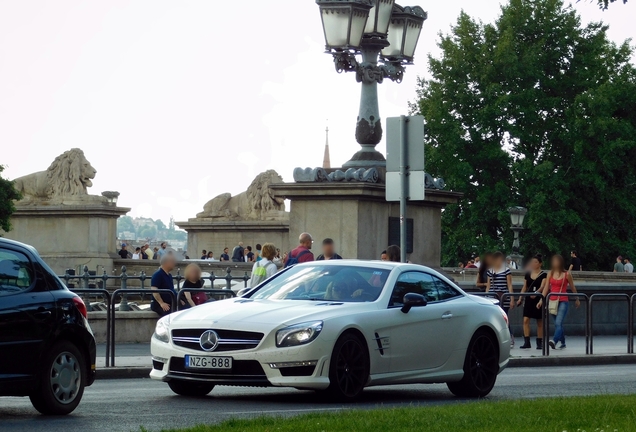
top-left (386, 115), bottom-right (425, 263)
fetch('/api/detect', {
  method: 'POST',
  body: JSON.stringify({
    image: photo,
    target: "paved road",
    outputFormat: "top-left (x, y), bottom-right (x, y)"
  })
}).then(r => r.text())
top-left (2, 365), bottom-right (636, 432)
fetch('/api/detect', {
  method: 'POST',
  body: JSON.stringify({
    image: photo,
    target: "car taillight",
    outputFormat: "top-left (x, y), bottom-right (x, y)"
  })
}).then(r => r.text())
top-left (73, 296), bottom-right (88, 318)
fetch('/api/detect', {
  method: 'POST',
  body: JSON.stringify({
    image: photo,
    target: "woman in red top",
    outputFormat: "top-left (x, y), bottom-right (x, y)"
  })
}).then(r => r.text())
top-left (538, 255), bottom-right (580, 350)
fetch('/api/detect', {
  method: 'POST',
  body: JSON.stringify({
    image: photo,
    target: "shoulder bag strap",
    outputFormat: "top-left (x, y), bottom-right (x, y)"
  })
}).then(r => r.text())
top-left (559, 272), bottom-right (567, 294)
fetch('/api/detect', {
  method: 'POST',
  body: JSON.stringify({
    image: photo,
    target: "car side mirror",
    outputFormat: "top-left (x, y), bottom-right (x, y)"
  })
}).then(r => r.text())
top-left (401, 293), bottom-right (427, 314)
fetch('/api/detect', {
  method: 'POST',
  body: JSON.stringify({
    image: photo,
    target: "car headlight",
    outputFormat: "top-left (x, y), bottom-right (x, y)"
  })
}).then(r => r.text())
top-left (276, 321), bottom-right (323, 348)
top-left (153, 316), bottom-right (171, 343)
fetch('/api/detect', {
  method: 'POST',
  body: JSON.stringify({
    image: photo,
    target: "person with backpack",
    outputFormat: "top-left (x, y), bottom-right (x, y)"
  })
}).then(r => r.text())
top-left (249, 243), bottom-right (279, 287)
top-left (284, 232), bottom-right (315, 268)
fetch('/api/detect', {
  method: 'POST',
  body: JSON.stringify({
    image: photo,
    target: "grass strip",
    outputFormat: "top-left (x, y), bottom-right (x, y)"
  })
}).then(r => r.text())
top-left (148, 394), bottom-right (636, 432)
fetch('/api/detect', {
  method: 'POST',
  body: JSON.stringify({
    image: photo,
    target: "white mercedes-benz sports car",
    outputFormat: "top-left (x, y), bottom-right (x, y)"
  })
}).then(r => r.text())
top-left (150, 261), bottom-right (510, 400)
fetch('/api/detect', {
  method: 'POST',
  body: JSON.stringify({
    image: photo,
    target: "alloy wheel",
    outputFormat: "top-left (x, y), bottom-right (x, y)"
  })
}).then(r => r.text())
top-left (334, 339), bottom-right (366, 398)
top-left (468, 335), bottom-right (498, 393)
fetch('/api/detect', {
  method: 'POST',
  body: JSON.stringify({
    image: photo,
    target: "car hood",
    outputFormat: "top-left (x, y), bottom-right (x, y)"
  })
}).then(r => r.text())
top-left (168, 298), bottom-right (373, 330)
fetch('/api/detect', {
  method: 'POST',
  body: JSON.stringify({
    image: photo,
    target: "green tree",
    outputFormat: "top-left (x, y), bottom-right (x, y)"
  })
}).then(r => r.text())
top-left (592, 0), bottom-right (628, 9)
top-left (117, 216), bottom-right (136, 235)
top-left (412, 0), bottom-right (636, 270)
top-left (0, 166), bottom-right (22, 233)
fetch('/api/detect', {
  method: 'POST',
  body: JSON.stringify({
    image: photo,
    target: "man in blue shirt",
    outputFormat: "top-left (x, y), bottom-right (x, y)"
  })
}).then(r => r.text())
top-left (220, 247), bottom-right (230, 262)
top-left (150, 254), bottom-right (177, 317)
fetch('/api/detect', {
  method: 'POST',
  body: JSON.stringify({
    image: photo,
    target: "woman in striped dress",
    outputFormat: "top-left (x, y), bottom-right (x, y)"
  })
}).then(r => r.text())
top-left (486, 251), bottom-right (516, 346)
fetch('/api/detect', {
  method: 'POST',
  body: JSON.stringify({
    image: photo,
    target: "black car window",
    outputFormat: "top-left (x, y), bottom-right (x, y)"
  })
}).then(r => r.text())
top-left (433, 276), bottom-right (462, 301)
top-left (0, 249), bottom-right (34, 295)
top-left (389, 271), bottom-right (439, 307)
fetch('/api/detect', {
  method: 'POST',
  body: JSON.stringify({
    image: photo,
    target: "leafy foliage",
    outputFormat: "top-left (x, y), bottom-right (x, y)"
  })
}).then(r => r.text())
top-left (0, 165), bottom-right (22, 233)
top-left (411, 0), bottom-right (636, 270)
top-left (592, 0), bottom-right (628, 9)
top-left (117, 215), bottom-right (186, 242)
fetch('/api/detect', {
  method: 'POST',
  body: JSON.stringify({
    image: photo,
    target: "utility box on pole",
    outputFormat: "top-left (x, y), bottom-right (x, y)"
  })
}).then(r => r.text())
top-left (385, 115), bottom-right (426, 262)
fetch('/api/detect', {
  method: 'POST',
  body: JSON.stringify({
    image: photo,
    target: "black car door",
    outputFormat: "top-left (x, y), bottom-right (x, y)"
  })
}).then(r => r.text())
top-left (0, 247), bottom-right (56, 384)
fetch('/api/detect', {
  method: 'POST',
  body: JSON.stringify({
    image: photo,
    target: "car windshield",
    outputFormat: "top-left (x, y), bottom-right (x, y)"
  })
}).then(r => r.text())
top-left (250, 264), bottom-right (390, 303)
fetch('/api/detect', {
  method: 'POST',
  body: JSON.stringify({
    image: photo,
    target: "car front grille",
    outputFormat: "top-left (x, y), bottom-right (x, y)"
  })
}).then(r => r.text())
top-left (171, 329), bottom-right (264, 352)
top-left (168, 357), bottom-right (269, 386)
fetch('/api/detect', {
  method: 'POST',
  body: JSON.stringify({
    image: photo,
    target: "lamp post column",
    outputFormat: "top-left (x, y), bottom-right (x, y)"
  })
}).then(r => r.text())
top-left (346, 45), bottom-right (385, 168)
top-left (510, 226), bottom-right (523, 268)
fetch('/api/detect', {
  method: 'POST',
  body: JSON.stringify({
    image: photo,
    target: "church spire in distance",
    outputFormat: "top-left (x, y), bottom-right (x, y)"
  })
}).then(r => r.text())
top-left (323, 122), bottom-right (331, 169)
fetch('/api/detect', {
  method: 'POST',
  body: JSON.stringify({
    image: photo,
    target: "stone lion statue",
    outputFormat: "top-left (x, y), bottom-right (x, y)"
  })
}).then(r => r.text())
top-left (13, 148), bottom-right (97, 200)
top-left (197, 170), bottom-right (285, 220)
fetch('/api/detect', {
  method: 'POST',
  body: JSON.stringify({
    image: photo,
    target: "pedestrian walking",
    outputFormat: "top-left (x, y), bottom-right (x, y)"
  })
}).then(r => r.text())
top-left (118, 243), bottom-right (130, 259)
top-left (538, 254), bottom-right (581, 350)
top-left (231, 242), bottom-right (245, 262)
top-left (568, 250), bottom-right (582, 271)
top-left (284, 233), bottom-right (315, 267)
top-left (385, 245), bottom-right (401, 262)
top-left (476, 253), bottom-right (492, 290)
top-left (316, 238), bottom-right (343, 260)
top-left (516, 254), bottom-right (547, 350)
top-left (613, 256), bottom-right (624, 272)
top-left (506, 256), bottom-right (518, 270)
top-left (624, 258), bottom-right (634, 273)
top-left (486, 251), bottom-right (515, 346)
top-left (245, 246), bottom-right (255, 262)
top-left (132, 247), bottom-right (142, 259)
top-left (249, 243), bottom-right (278, 287)
top-left (150, 254), bottom-right (178, 317)
top-left (156, 242), bottom-right (168, 260)
top-left (220, 247), bottom-right (230, 262)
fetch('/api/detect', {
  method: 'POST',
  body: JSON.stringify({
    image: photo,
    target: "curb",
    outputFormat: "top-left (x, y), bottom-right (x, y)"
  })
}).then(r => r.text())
top-left (97, 366), bottom-right (150, 380)
top-left (508, 354), bottom-right (636, 368)
top-left (94, 355), bottom-right (636, 379)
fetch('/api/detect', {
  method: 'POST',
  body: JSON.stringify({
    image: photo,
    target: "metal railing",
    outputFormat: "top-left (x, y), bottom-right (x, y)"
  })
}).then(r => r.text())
top-left (588, 293), bottom-right (631, 355)
top-left (70, 289), bottom-right (112, 367)
top-left (631, 294), bottom-right (636, 354)
top-left (60, 265), bottom-right (250, 294)
top-left (109, 289), bottom-right (177, 367)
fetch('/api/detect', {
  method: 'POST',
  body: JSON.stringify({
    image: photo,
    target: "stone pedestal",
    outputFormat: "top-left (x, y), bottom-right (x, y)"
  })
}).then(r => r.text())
top-left (270, 182), bottom-right (461, 267)
top-left (176, 219), bottom-right (290, 259)
top-left (4, 203), bottom-right (130, 274)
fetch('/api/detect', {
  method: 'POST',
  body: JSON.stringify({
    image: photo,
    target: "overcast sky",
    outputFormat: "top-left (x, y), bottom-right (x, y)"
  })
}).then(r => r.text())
top-left (1, 0), bottom-right (634, 225)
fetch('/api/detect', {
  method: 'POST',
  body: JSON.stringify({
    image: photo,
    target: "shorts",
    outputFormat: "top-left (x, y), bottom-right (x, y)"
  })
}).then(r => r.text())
top-left (522, 295), bottom-right (543, 320)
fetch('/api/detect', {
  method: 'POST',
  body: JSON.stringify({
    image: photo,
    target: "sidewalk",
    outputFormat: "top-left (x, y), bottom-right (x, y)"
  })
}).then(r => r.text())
top-left (95, 336), bottom-right (636, 379)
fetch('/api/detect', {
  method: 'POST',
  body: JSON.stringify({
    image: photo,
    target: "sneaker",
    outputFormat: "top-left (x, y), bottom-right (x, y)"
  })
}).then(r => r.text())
top-left (548, 340), bottom-right (556, 350)
top-left (559, 344), bottom-right (566, 350)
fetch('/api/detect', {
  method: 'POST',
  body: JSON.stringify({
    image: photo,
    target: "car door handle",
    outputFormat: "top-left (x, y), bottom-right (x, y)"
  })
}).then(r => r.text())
top-left (441, 313), bottom-right (453, 320)
top-left (34, 311), bottom-right (52, 319)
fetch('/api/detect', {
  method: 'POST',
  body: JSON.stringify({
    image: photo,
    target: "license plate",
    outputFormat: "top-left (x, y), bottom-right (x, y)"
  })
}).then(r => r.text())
top-left (184, 355), bottom-right (232, 370)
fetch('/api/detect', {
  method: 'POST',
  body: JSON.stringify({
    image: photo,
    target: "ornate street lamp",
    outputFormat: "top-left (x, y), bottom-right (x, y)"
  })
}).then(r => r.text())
top-left (101, 191), bottom-right (120, 205)
top-left (315, 0), bottom-right (427, 168)
top-left (508, 206), bottom-right (528, 267)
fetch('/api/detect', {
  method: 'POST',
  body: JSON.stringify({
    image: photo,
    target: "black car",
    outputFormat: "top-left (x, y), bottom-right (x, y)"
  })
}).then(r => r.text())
top-left (0, 238), bottom-right (96, 415)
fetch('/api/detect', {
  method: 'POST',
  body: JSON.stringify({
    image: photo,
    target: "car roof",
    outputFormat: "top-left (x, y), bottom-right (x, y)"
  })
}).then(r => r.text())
top-left (293, 260), bottom-right (458, 286)
top-left (295, 259), bottom-right (430, 272)
top-left (0, 237), bottom-right (38, 254)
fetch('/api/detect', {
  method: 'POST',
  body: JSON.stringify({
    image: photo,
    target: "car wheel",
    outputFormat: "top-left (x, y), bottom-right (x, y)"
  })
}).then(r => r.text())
top-left (324, 332), bottom-right (369, 401)
top-left (447, 329), bottom-right (499, 398)
top-left (168, 380), bottom-right (215, 397)
top-left (29, 341), bottom-right (86, 415)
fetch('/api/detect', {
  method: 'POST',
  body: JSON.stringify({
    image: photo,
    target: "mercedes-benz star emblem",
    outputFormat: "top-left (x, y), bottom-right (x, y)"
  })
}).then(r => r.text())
top-left (199, 330), bottom-right (219, 352)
